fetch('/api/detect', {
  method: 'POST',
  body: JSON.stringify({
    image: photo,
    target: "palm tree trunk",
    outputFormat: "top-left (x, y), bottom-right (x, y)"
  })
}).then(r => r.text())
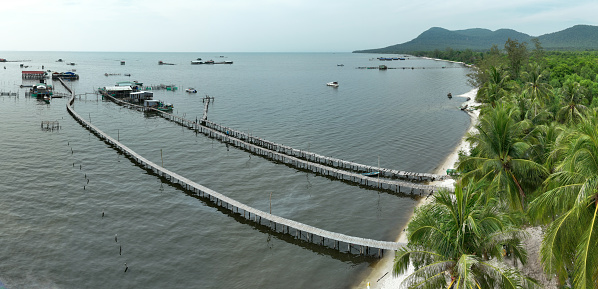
top-left (509, 170), bottom-right (526, 208)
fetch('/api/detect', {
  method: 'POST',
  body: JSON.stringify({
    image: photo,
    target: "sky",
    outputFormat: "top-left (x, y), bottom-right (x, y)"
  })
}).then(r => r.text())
top-left (0, 0), bottom-right (596, 52)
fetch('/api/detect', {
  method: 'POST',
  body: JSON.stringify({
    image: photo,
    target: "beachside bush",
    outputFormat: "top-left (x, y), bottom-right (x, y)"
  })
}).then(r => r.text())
top-left (393, 183), bottom-right (539, 288)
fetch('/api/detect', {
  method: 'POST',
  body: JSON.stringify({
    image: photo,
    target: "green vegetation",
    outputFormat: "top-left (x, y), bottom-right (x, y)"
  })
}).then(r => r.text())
top-left (354, 25), bottom-right (598, 55)
top-left (394, 42), bottom-right (598, 288)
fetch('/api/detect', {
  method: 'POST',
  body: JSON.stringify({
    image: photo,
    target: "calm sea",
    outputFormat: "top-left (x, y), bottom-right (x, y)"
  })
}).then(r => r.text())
top-left (0, 52), bottom-right (471, 288)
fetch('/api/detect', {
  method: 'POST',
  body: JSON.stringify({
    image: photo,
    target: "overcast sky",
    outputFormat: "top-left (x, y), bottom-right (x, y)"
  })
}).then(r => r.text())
top-left (1, 0), bottom-right (596, 52)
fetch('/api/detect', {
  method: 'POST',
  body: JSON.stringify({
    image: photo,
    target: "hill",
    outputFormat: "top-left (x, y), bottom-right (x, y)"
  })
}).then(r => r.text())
top-left (354, 25), bottom-right (598, 53)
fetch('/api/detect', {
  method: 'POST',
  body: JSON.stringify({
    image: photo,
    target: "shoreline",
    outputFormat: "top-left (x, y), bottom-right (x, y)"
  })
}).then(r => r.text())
top-left (356, 88), bottom-right (479, 289)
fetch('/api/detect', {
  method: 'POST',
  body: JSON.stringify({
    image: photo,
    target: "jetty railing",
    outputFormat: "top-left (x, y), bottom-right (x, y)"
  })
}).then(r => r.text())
top-left (65, 82), bottom-right (405, 257)
top-left (100, 92), bottom-right (453, 196)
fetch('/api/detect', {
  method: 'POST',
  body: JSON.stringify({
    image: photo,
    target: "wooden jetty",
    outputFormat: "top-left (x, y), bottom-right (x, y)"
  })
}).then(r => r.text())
top-left (201, 95), bottom-right (213, 121)
top-left (103, 87), bottom-right (446, 183)
top-left (65, 84), bottom-right (405, 257)
top-left (356, 66), bottom-right (462, 70)
top-left (98, 91), bottom-right (452, 195)
top-left (142, 84), bottom-right (178, 91)
top-left (41, 121), bottom-right (60, 130)
top-left (22, 71), bottom-right (47, 80)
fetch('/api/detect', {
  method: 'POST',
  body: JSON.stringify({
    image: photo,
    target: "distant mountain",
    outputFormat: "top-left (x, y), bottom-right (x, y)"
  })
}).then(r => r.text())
top-left (539, 25), bottom-right (598, 50)
top-left (354, 25), bottom-right (598, 53)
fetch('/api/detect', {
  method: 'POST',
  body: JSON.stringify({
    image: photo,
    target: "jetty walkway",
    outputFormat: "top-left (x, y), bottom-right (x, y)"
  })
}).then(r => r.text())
top-left (61, 78), bottom-right (405, 257)
top-left (98, 91), bottom-right (452, 196)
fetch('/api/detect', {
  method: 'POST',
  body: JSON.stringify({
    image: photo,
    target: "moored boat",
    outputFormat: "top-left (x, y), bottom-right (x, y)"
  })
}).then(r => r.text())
top-left (326, 81), bottom-right (339, 87)
top-left (361, 171), bottom-right (380, 177)
top-left (185, 88), bottom-right (197, 93)
top-left (157, 102), bottom-right (173, 111)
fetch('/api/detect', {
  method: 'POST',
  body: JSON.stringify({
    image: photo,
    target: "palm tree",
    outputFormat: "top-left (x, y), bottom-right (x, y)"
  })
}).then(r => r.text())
top-left (478, 66), bottom-right (510, 107)
top-left (528, 109), bottom-right (598, 288)
top-left (522, 63), bottom-right (552, 111)
top-left (524, 122), bottom-right (565, 173)
top-left (393, 183), bottom-right (538, 288)
top-left (556, 81), bottom-right (587, 124)
top-left (458, 104), bottom-right (548, 211)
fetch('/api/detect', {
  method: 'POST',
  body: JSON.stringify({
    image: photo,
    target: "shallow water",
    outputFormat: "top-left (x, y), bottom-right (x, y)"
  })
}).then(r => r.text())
top-left (0, 52), bottom-right (471, 288)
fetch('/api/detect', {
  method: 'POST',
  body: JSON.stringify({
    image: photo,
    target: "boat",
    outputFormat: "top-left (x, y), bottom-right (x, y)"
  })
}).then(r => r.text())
top-left (56, 59), bottom-right (63, 62)
top-left (191, 60), bottom-right (202, 65)
top-left (52, 71), bottom-right (79, 79)
top-left (144, 99), bottom-right (173, 111)
top-left (337, 64), bottom-right (344, 66)
top-left (185, 88), bottom-right (197, 93)
top-left (361, 171), bottom-right (380, 177)
top-left (124, 73), bottom-right (131, 76)
top-left (326, 81), bottom-right (339, 87)
top-left (121, 61), bottom-right (125, 65)
top-left (156, 102), bottom-right (173, 111)
top-left (447, 92), bottom-right (452, 99)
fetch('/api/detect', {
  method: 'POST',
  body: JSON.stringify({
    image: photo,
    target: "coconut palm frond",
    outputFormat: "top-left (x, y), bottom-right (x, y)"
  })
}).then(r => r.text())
top-left (401, 259), bottom-right (454, 289)
top-left (573, 203), bottom-right (598, 289)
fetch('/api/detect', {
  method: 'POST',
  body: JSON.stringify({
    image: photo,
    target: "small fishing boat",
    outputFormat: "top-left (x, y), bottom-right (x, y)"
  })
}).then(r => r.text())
top-left (447, 92), bottom-right (452, 99)
top-left (157, 102), bottom-right (173, 111)
top-left (185, 88), bottom-right (197, 93)
top-left (326, 81), bottom-right (339, 87)
top-left (361, 171), bottom-right (380, 177)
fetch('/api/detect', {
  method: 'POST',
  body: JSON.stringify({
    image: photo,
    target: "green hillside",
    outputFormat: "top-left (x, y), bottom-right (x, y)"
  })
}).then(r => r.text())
top-left (539, 25), bottom-right (598, 50)
top-left (355, 25), bottom-right (598, 53)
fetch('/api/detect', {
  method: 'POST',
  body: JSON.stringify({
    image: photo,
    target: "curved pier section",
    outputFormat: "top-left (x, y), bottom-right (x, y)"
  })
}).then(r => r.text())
top-left (67, 85), bottom-right (405, 257)
top-left (100, 93), bottom-right (452, 195)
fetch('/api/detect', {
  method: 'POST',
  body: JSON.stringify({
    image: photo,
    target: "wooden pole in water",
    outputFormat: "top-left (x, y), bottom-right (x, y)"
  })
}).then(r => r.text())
top-left (270, 192), bottom-right (272, 214)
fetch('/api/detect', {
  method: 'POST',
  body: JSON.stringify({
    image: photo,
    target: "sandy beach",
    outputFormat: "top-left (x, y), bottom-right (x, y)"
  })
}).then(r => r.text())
top-left (355, 88), bottom-right (479, 289)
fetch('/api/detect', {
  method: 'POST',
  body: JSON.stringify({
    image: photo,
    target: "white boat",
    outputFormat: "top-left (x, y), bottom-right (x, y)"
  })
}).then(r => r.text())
top-left (326, 81), bottom-right (339, 87)
top-left (185, 88), bottom-right (197, 93)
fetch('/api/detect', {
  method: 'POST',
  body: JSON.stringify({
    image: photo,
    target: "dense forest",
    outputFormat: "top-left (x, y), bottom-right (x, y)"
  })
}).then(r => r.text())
top-left (355, 25), bottom-right (598, 54)
top-left (393, 39), bottom-right (598, 288)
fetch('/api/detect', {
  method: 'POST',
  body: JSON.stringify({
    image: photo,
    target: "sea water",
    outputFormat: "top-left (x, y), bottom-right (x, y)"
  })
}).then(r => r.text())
top-left (0, 52), bottom-right (471, 288)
